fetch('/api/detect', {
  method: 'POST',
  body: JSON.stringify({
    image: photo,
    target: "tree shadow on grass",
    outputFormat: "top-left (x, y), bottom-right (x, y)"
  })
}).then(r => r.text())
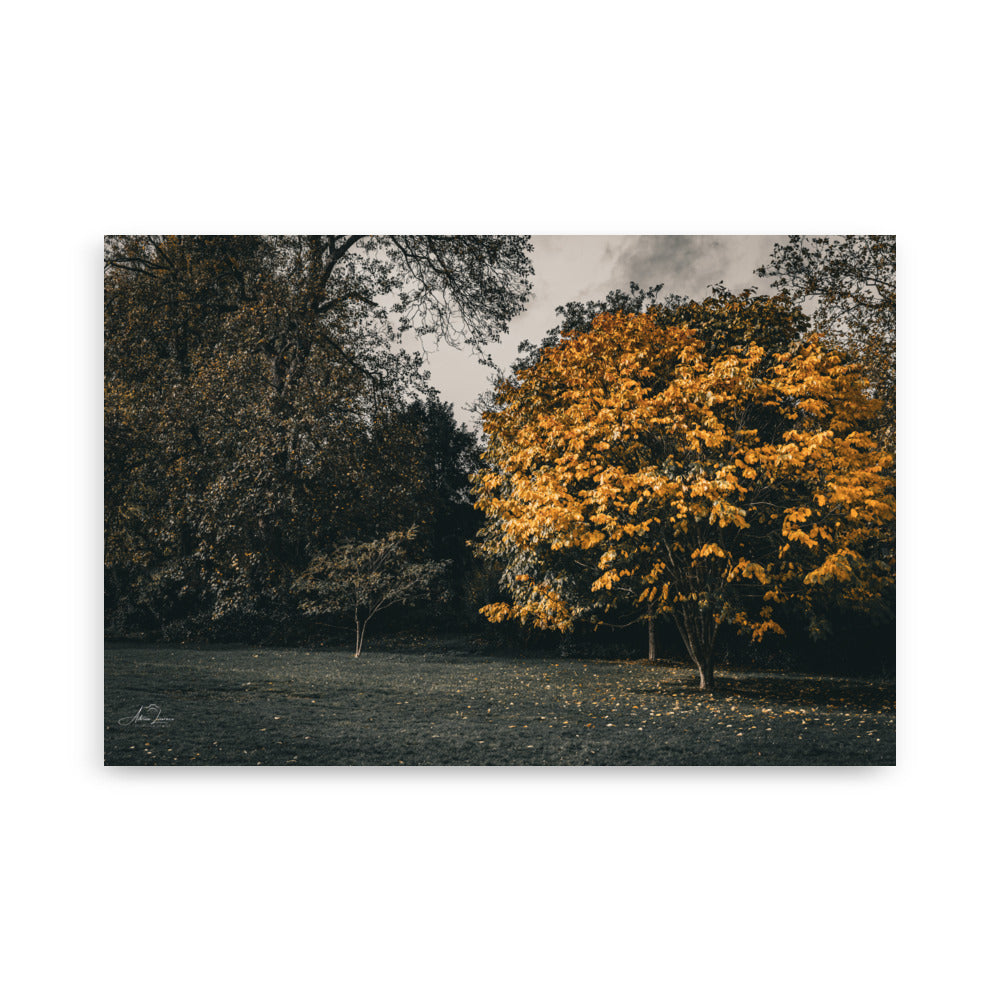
top-left (629, 670), bottom-right (894, 713)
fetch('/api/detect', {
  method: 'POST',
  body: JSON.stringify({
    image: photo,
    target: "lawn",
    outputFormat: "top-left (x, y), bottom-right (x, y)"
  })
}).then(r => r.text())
top-left (105, 639), bottom-right (895, 766)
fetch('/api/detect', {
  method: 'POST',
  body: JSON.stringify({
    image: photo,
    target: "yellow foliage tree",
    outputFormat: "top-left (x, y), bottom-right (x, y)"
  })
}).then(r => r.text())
top-left (474, 310), bottom-right (894, 690)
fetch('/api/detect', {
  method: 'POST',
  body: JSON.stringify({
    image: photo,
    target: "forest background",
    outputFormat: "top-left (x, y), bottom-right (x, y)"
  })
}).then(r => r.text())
top-left (105, 235), bottom-right (895, 679)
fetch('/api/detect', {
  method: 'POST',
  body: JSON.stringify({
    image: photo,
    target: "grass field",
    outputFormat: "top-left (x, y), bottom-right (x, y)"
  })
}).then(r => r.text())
top-left (105, 639), bottom-right (895, 766)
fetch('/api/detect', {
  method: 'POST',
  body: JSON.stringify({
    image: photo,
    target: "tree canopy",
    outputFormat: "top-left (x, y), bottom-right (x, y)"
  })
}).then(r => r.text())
top-left (105, 235), bottom-right (532, 638)
top-left (474, 304), bottom-right (894, 689)
top-left (757, 236), bottom-right (895, 440)
top-left (510, 282), bottom-right (809, 375)
top-left (292, 527), bottom-right (449, 656)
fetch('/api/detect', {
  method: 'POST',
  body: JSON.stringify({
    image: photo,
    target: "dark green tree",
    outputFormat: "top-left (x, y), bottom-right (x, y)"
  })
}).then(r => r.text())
top-left (756, 236), bottom-right (895, 441)
top-left (105, 235), bottom-right (533, 638)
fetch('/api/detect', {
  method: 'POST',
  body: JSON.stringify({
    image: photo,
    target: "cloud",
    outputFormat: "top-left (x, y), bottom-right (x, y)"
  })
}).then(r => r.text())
top-left (605, 235), bottom-right (783, 300)
top-left (424, 235), bottom-right (788, 416)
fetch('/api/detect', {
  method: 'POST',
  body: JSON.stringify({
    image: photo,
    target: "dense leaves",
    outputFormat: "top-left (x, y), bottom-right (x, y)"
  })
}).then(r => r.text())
top-left (475, 302), bottom-right (895, 689)
top-left (508, 283), bottom-right (809, 394)
top-left (757, 236), bottom-right (895, 440)
top-left (105, 235), bottom-right (532, 638)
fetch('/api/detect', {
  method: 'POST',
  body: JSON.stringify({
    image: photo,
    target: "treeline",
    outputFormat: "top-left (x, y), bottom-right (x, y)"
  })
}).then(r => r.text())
top-left (104, 235), bottom-right (531, 641)
top-left (105, 235), bottom-right (894, 677)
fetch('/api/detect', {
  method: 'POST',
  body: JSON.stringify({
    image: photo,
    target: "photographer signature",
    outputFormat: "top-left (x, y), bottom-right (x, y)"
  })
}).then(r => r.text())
top-left (118, 704), bottom-right (173, 726)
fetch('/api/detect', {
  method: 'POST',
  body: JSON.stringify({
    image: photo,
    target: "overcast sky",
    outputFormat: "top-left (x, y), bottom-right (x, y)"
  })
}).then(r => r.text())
top-left (421, 235), bottom-right (786, 419)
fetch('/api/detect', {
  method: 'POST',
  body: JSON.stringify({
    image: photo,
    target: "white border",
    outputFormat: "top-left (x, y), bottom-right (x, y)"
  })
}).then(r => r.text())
top-left (5, 3), bottom-right (995, 997)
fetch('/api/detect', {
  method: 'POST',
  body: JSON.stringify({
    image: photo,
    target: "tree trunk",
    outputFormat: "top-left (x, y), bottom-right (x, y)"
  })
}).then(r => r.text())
top-left (675, 610), bottom-right (717, 691)
top-left (355, 615), bottom-right (371, 657)
top-left (697, 658), bottom-right (714, 691)
top-left (648, 613), bottom-right (657, 661)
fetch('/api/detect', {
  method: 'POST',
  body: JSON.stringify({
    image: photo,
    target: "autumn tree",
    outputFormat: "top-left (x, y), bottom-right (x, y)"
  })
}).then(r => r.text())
top-left (291, 528), bottom-right (449, 656)
top-left (474, 309), bottom-right (895, 690)
top-left (507, 282), bottom-right (809, 381)
top-left (105, 235), bottom-right (532, 637)
top-left (756, 236), bottom-right (895, 440)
